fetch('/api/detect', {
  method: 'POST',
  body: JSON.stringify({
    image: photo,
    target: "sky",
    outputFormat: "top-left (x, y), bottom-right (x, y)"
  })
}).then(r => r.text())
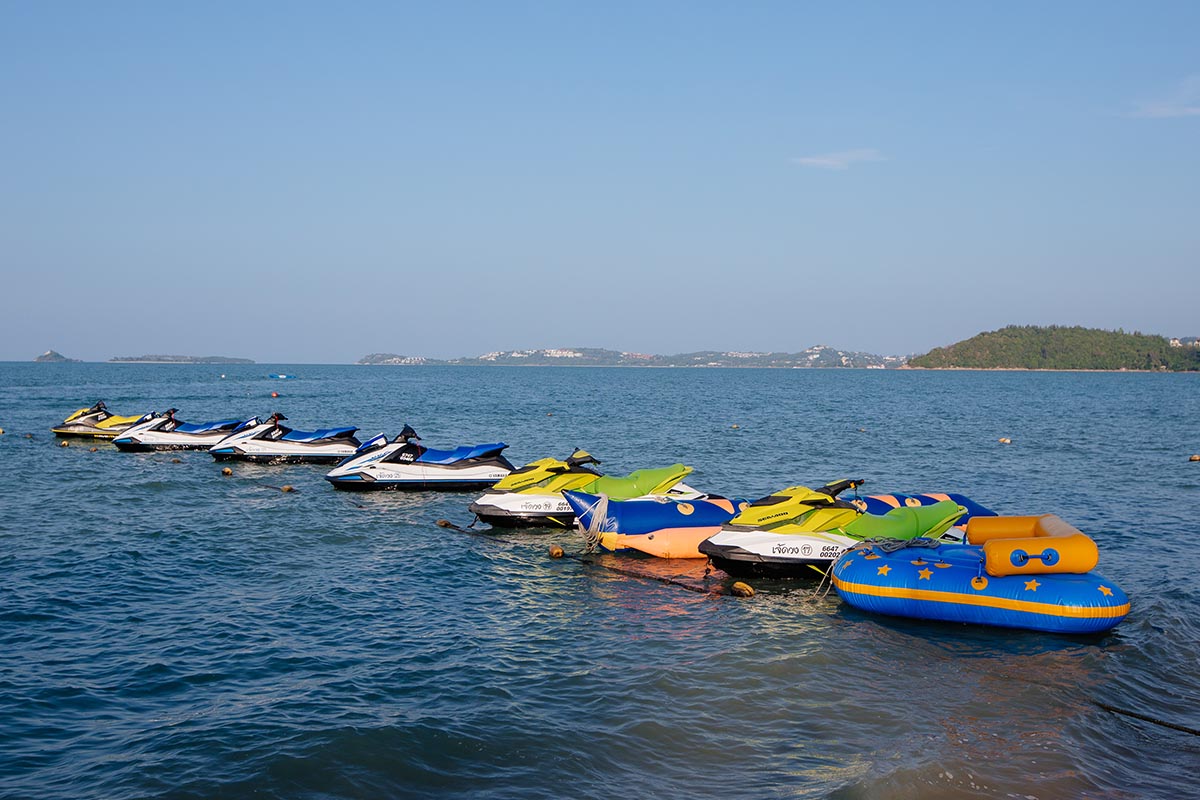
top-left (1, 1), bottom-right (1197, 362)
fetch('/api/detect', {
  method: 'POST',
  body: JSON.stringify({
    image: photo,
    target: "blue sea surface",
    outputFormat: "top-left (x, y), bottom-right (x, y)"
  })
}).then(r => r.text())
top-left (1, 364), bottom-right (1197, 799)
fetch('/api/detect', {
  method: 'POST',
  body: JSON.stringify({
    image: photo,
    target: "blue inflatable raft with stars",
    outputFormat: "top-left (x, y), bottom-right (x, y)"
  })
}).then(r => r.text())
top-left (831, 514), bottom-right (1130, 634)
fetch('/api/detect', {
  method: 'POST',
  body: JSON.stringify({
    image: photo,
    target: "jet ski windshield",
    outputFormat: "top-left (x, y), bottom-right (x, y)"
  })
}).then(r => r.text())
top-left (394, 424), bottom-right (421, 443)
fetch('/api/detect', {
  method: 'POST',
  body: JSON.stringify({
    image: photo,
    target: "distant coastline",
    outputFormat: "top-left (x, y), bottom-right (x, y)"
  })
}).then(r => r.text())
top-left (109, 355), bottom-right (255, 364)
top-left (357, 346), bottom-right (905, 369)
top-left (907, 326), bottom-right (1200, 372)
top-left (901, 365), bottom-right (1197, 374)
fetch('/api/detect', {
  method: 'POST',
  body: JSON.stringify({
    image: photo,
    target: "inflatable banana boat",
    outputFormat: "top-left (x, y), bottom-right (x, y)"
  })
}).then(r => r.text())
top-left (857, 492), bottom-right (996, 523)
top-left (564, 491), bottom-right (748, 558)
top-left (831, 514), bottom-right (1129, 634)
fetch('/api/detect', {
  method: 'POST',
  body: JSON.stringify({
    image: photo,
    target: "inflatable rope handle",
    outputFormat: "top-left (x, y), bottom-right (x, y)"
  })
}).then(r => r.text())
top-left (983, 533), bottom-right (1099, 577)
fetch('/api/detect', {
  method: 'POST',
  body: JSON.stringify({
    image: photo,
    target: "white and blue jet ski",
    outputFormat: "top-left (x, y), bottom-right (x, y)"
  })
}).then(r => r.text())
top-left (113, 409), bottom-right (248, 451)
top-left (209, 413), bottom-right (362, 464)
top-left (325, 425), bottom-right (514, 490)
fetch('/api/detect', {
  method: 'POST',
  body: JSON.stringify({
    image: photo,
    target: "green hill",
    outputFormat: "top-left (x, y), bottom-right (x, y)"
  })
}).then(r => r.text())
top-left (909, 325), bottom-right (1200, 371)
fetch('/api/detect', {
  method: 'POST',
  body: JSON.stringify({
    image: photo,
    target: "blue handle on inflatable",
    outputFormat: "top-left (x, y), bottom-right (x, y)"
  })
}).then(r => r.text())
top-left (1010, 547), bottom-right (1060, 567)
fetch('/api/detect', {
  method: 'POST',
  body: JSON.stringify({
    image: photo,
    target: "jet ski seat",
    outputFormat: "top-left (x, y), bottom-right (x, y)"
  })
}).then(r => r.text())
top-left (175, 419), bottom-right (242, 434)
top-left (585, 464), bottom-right (692, 500)
top-left (281, 426), bottom-right (359, 443)
top-left (417, 443), bottom-right (507, 464)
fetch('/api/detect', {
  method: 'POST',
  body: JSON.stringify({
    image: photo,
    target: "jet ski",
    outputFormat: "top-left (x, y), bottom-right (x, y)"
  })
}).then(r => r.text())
top-left (52, 401), bottom-right (148, 439)
top-left (565, 491), bottom-right (749, 558)
top-left (698, 479), bottom-right (969, 578)
top-left (468, 449), bottom-right (704, 528)
top-left (113, 409), bottom-right (248, 451)
top-left (208, 413), bottom-right (362, 464)
top-left (325, 425), bottom-right (514, 490)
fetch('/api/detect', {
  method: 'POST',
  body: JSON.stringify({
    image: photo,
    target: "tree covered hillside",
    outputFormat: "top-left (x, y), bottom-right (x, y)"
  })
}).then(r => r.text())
top-left (909, 326), bottom-right (1200, 371)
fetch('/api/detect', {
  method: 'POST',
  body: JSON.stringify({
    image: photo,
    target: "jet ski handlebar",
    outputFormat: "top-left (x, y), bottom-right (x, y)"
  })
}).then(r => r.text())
top-left (817, 478), bottom-right (866, 499)
top-left (566, 450), bottom-right (600, 467)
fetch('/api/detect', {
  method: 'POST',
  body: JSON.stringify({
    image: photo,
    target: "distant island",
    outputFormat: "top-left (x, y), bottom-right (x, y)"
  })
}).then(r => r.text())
top-left (34, 350), bottom-right (81, 363)
top-left (109, 355), bottom-right (255, 364)
top-left (908, 326), bottom-right (1200, 371)
top-left (359, 346), bottom-right (906, 369)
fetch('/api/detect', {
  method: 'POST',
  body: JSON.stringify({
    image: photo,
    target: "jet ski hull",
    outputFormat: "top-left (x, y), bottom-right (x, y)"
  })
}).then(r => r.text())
top-left (470, 510), bottom-right (577, 527)
top-left (116, 434), bottom-right (238, 453)
top-left (700, 524), bottom-right (969, 578)
top-left (115, 439), bottom-right (212, 452)
top-left (52, 424), bottom-right (128, 440)
top-left (468, 493), bottom-right (578, 527)
top-left (330, 474), bottom-right (512, 491)
top-left (211, 446), bottom-right (357, 465)
top-left (699, 530), bottom-right (859, 578)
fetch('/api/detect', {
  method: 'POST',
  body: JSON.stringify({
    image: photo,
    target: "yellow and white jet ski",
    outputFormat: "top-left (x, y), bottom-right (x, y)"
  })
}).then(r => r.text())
top-left (52, 401), bottom-right (148, 439)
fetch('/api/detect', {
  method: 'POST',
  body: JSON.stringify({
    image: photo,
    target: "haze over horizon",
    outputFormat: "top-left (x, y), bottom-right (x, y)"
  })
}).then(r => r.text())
top-left (3, 3), bottom-right (1197, 364)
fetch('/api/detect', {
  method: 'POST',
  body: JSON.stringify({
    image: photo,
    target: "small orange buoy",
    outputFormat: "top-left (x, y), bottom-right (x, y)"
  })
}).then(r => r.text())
top-left (0, 428), bottom-right (5, 435)
top-left (1191, 454), bottom-right (1200, 462)
top-left (730, 581), bottom-right (755, 597)
top-left (221, 467), bottom-right (232, 476)
top-left (999, 437), bottom-right (1012, 444)
top-left (271, 391), bottom-right (279, 398)
top-left (90, 447), bottom-right (98, 452)
top-left (280, 485), bottom-right (294, 493)
top-left (548, 544), bottom-right (564, 558)
top-left (60, 440), bottom-right (69, 447)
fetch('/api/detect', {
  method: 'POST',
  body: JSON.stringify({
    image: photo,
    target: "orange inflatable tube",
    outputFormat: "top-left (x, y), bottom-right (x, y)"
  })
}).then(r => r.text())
top-left (966, 514), bottom-right (1099, 577)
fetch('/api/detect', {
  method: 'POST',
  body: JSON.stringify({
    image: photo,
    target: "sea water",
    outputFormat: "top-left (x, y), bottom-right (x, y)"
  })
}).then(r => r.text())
top-left (0, 364), bottom-right (1197, 799)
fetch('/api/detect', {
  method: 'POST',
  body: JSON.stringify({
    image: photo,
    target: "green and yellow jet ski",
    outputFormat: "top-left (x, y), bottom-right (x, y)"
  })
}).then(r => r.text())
top-left (52, 401), bottom-right (148, 439)
top-left (698, 479), bottom-right (967, 578)
top-left (467, 449), bottom-right (703, 527)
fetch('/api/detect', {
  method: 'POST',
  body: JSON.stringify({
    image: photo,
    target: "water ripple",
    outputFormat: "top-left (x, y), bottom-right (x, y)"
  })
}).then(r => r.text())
top-left (0, 365), bottom-right (1197, 798)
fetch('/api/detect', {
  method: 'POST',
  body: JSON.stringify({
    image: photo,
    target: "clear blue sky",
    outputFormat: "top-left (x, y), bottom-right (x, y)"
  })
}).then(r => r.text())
top-left (2, 2), bottom-right (1196, 362)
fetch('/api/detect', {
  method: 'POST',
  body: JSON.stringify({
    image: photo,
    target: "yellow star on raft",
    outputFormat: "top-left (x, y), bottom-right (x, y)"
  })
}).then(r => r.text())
top-left (877, 564), bottom-right (892, 576)
top-left (1099, 585), bottom-right (1113, 596)
top-left (1024, 579), bottom-right (1041, 592)
top-left (918, 568), bottom-right (933, 580)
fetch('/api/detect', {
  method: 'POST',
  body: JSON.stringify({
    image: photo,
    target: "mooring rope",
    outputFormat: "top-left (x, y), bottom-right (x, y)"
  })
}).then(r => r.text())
top-left (436, 516), bottom-right (729, 594)
top-left (581, 494), bottom-right (610, 554)
top-left (1093, 702), bottom-right (1200, 737)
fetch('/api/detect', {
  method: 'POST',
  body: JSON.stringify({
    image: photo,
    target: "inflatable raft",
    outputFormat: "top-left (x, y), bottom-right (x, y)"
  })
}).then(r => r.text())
top-left (831, 514), bottom-right (1129, 634)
